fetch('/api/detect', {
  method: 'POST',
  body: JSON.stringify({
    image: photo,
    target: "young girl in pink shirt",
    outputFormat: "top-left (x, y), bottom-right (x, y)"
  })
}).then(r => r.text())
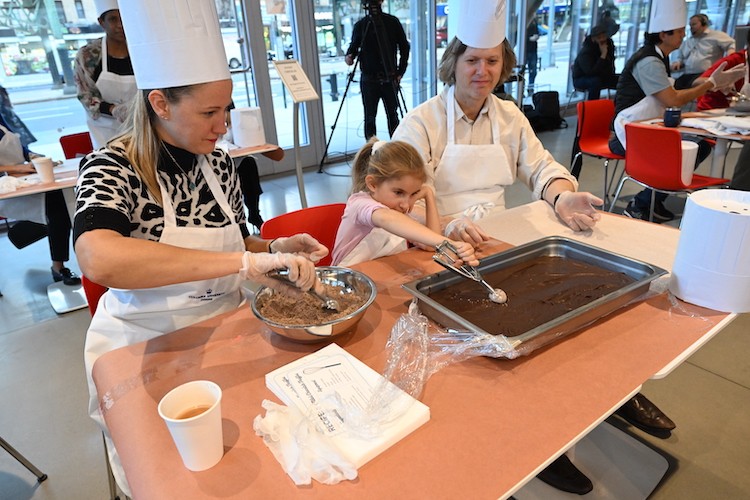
top-left (332, 138), bottom-right (478, 267)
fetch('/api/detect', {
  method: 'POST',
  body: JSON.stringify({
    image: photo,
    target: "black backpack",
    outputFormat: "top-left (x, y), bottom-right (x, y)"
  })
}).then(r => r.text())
top-left (526, 91), bottom-right (567, 132)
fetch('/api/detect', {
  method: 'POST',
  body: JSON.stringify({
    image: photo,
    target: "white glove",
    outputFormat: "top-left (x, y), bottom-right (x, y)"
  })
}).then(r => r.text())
top-left (708, 62), bottom-right (747, 92)
top-left (240, 251), bottom-right (318, 292)
top-left (111, 103), bottom-right (129, 122)
top-left (553, 191), bottom-right (603, 232)
top-left (254, 399), bottom-right (358, 485)
top-left (270, 233), bottom-right (329, 263)
top-left (739, 82), bottom-right (750, 98)
top-left (444, 217), bottom-right (490, 245)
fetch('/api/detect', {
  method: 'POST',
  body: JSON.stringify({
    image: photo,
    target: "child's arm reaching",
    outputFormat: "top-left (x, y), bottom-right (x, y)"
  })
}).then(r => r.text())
top-left (371, 208), bottom-right (479, 267)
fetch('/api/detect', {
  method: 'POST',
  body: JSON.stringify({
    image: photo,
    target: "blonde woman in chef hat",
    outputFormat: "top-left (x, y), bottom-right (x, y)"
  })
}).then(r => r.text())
top-left (74, 0), bottom-right (327, 494)
top-left (392, 0), bottom-right (603, 247)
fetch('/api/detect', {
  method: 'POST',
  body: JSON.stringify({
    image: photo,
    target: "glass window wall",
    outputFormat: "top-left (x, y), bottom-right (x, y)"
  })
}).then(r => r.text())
top-left (2, 1), bottom-right (748, 163)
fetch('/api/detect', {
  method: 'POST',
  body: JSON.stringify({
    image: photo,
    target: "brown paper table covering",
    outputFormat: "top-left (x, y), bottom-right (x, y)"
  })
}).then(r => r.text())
top-left (92, 206), bottom-right (732, 499)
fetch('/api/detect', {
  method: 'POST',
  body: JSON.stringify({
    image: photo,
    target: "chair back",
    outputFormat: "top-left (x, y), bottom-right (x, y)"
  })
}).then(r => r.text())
top-left (82, 275), bottom-right (108, 316)
top-left (60, 132), bottom-right (94, 159)
top-left (260, 203), bottom-right (346, 266)
top-left (577, 99), bottom-right (615, 150)
top-left (624, 123), bottom-right (688, 191)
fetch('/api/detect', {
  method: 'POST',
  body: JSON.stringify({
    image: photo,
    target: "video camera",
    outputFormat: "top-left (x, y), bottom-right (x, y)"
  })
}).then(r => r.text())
top-left (361, 0), bottom-right (382, 14)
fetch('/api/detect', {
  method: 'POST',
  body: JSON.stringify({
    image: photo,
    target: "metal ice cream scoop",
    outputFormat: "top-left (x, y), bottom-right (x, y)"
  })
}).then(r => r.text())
top-left (433, 241), bottom-right (508, 304)
top-left (266, 269), bottom-right (340, 311)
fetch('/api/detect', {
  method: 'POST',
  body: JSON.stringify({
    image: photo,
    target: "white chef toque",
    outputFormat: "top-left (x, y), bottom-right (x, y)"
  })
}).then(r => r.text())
top-left (119, 0), bottom-right (230, 90)
top-left (647, 0), bottom-right (687, 34)
top-left (94, 0), bottom-right (119, 17)
top-left (456, 0), bottom-right (507, 48)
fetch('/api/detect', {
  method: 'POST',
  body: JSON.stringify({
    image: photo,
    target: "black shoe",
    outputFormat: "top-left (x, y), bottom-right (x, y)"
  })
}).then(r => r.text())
top-left (615, 392), bottom-right (676, 437)
top-left (51, 267), bottom-right (81, 286)
top-left (623, 201), bottom-right (646, 220)
top-left (537, 454), bottom-right (593, 495)
top-left (651, 200), bottom-right (675, 222)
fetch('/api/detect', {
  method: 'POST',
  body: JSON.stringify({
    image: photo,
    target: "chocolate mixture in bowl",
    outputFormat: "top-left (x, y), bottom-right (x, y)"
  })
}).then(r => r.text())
top-left (256, 283), bottom-right (367, 326)
top-left (428, 255), bottom-right (634, 337)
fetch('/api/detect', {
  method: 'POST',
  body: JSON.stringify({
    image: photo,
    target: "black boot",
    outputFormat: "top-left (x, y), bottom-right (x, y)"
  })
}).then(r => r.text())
top-left (537, 454), bottom-right (593, 495)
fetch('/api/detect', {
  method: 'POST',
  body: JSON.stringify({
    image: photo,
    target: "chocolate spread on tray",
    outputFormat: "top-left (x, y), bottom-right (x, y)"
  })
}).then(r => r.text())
top-left (428, 255), bottom-right (634, 337)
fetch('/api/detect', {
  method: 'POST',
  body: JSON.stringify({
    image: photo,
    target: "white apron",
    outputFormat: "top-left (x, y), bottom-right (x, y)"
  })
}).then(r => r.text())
top-left (84, 155), bottom-right (244, 493)
top-left (433, 86), bottom-right (514, 220)
top-left (337, 227), bottom-right (407, 267)
top-left (614, 95), bottom-right (665, 148)
top-left (87, 36), bottom-right (137, 148)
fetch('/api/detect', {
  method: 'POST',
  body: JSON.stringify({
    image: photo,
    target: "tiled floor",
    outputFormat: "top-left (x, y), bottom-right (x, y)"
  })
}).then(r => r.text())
top-left (2, 117), bottom-right (749, 499)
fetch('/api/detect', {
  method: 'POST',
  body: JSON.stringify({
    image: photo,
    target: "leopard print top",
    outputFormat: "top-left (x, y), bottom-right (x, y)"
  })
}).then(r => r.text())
top-left (73, 141), bottom-right (250, 243)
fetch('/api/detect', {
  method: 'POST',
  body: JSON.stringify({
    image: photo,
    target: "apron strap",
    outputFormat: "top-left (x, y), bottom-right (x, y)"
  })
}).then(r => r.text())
top-left (101, 35), bottom-right (108, 73)
top-left (445, 85), bottom-right (500, 146)
top-left (159, 155), bottom-right (235, 229)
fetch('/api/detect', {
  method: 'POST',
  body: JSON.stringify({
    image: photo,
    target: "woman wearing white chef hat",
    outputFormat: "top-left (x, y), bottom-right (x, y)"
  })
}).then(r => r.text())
top-left (75, 0), bottom-right (327, 493)
top-left (393, 0), bottom-right (603, 246)
top-left (73, 0), bottom-right (137, 148)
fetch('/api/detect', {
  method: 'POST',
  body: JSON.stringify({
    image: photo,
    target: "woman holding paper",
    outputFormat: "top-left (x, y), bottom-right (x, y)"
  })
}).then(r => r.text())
top-left (74, 1), bottom-right (326, 494)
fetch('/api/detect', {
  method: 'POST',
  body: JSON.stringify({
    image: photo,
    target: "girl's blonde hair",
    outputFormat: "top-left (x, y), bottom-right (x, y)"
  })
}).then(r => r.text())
top-left (116, 86), bottom-right (196, 205)
top-left (351, 137), bottom-right (426, 194)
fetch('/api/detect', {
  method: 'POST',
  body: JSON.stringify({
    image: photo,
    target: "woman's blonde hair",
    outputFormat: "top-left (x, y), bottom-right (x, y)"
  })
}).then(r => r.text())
top-left (437, 37), bottom-right (516, 86)
top-left (351, 137), bottom-right (426, 195)
top-left (116, 86), bottom-right (195, 205)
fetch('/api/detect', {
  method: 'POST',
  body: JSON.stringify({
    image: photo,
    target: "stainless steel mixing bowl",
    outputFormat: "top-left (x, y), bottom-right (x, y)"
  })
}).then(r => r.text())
top-left (251, 266), bottom-right (377, 343)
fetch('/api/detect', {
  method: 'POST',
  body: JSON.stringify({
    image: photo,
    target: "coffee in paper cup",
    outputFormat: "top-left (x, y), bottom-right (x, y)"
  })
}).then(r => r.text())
top-left (158, 380), bottom-right (224, 471)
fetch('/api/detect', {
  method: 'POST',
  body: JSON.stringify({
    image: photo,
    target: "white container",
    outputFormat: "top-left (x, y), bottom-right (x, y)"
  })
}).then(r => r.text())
top-left (158, 380), bottom-right (224, 471)
top-left (680, 140), bottom-right (698, 186)
top-left (31, 156), bottom-right (55, 183)
top-left (230, 107), bottom-right (266, 147)
top-left (670, 189), bottom-right (750, 313)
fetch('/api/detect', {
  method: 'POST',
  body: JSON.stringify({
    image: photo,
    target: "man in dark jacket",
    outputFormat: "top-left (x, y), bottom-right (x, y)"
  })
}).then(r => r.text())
top-left (572, 24), bottom-right (619, 100)
top-left (345, 0), bottom-right (410, 139)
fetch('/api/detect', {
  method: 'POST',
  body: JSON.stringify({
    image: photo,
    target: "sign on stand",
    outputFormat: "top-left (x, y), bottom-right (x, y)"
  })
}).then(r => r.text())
top-left (272, 60), bottom-right (320, 208)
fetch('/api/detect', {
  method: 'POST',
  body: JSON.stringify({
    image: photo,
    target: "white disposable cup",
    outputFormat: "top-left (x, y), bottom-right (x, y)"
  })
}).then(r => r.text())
top-left (158, 380), bottom-right (224, 471)
top-left (680, 141), bottom-right (698, 186)
top-left (31, 157), bottom-right (55, 183)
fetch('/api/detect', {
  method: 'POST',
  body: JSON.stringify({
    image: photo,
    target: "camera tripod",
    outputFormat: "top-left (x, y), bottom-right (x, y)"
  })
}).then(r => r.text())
top-left (318, 2), bottom-right (408, 173)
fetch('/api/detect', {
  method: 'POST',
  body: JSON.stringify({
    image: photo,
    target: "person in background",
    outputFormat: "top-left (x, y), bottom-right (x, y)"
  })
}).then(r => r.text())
top-left (694, 29), bottom-right (750, 192)
top-left (609, 0), bottom-right (745, 222)
top-left (77, 1), bottom-right (327, 495)
top-left (345, 0), bottom-right (410, 139)
top-left (74, 0), bottom-right (137, 148)
top-left (393, 1), bottom-right (601, 494)
top-left (0, 117), bottom-right (79, 285)
top-left (525, 17), bottom-right (540, 95)
top-left (572, 24), bottom-right (619, 100)
top-left (670, 13), bottom-right (735, 90)
top-left (332, 137), bottom-right (477, 267)
top-left (0, 85), bottom-right (36, 148)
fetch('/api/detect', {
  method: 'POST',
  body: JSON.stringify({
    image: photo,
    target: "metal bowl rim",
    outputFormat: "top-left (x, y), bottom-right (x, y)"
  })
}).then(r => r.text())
top-left (251, 266), bottom-right (377, 329)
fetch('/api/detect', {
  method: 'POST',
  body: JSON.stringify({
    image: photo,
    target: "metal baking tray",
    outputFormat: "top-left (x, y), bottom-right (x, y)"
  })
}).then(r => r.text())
top-left (402, 236), bottom-right (668, 354)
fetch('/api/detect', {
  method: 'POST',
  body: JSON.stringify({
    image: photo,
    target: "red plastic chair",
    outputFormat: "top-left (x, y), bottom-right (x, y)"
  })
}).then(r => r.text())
top-left (59, 132), bottom-right (94, 159)
top-left (573, 99), bottom-right (625, 208)
top-left (82, 275), bottom-right (108, 316)
top-left (260, 203), bottom-right (346, 266)
top-left (609, 123), bottom-right (730, 222)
